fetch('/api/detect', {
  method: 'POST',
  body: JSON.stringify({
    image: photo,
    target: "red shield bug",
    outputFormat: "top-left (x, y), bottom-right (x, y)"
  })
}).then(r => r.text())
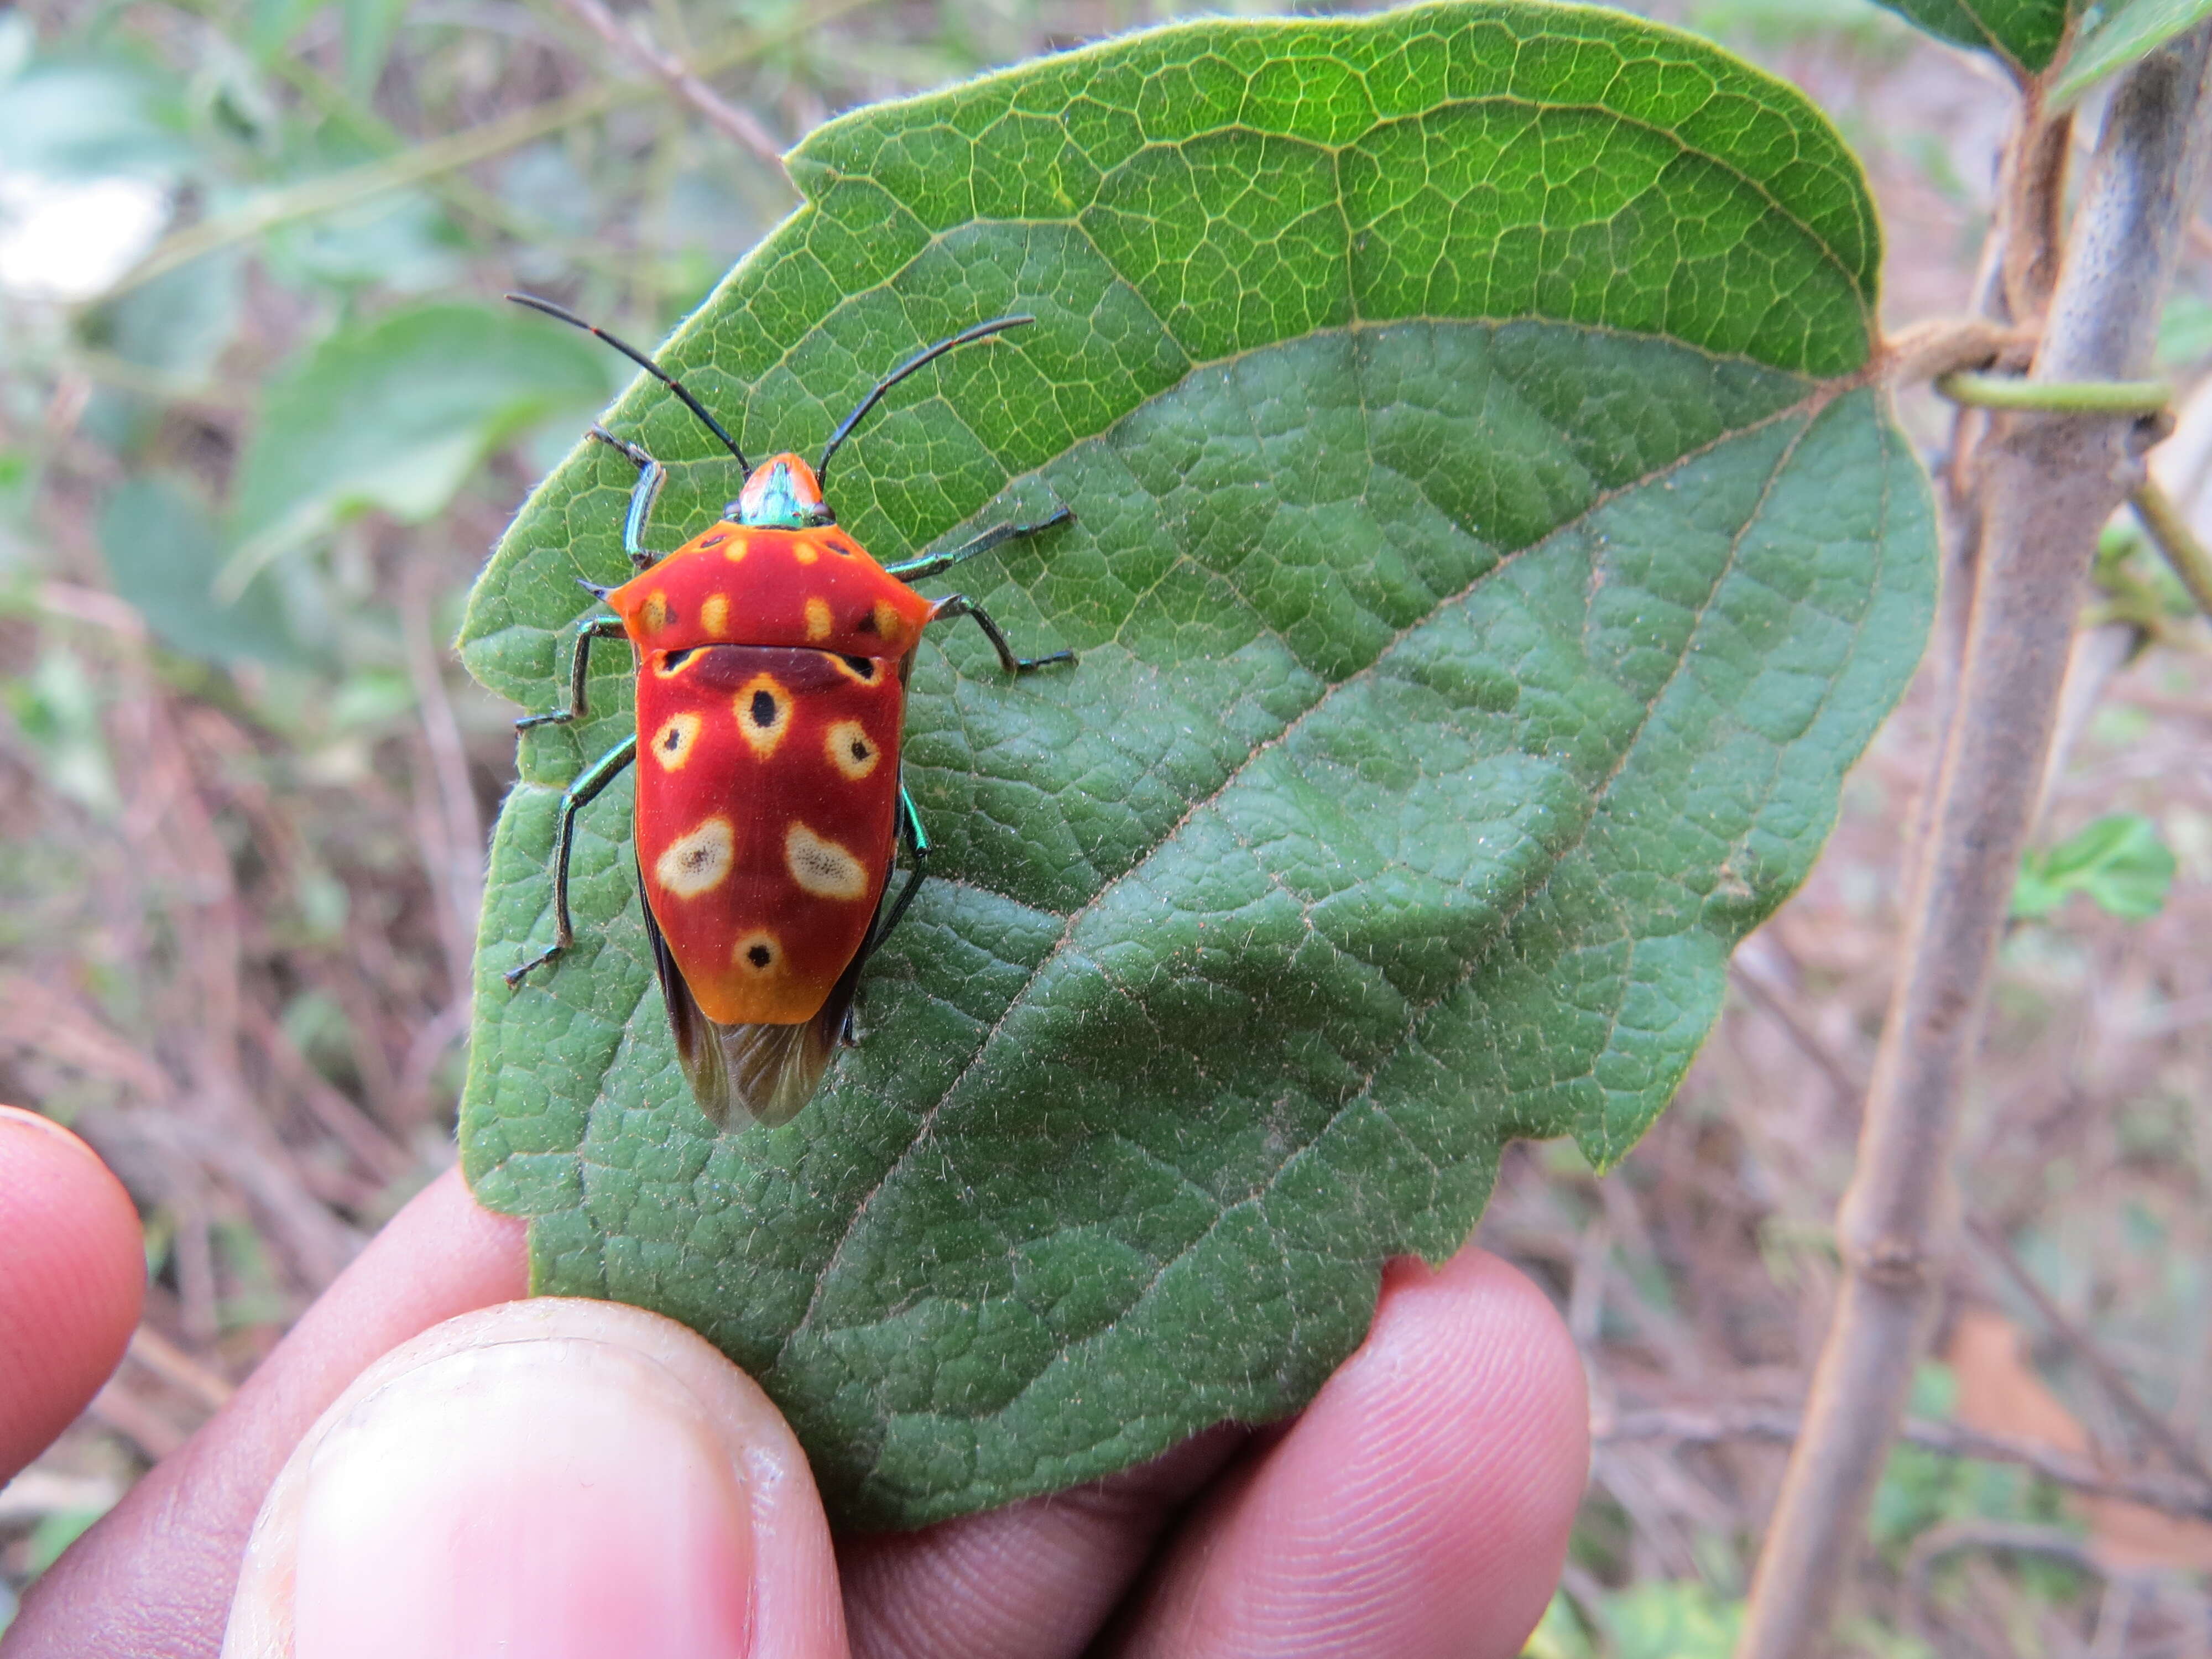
top-left (504, 295), bottom-right (1074, 1128)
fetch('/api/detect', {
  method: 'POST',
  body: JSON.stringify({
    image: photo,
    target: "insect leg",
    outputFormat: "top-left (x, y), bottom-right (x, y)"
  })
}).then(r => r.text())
top-left (587, 425), bottom-right (667, 572)
top-left (928, 593), bottom-right (1076, 674)
top-left (515, 615), bottom-right (628, 730)
top-left (505, 734), bottom-right (640, 987)
top-left (870, 784), bottom-right (933, 950)
top-left (882, 505), bottom-right (1073, 583)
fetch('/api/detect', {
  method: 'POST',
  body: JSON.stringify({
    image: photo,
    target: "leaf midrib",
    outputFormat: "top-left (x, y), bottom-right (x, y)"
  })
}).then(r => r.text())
top-left (791, 401), bottom-right (1890, 1479)
top-left (770, 381), bottom-right (1835, 1370)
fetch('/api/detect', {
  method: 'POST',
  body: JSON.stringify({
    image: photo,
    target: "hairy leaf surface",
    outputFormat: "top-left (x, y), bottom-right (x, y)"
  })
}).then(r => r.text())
top-left (458, 1), bottom-right (1934, 1528)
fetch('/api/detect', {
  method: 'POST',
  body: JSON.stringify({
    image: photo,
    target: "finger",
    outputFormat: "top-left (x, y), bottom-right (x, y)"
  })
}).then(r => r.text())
top-left (9, 1165), bottom-right (528, 1659)
top-left (837, 1427), bottom-right (1249, 1659)
top-left (1112, 1246), bottom-right (1588, 1659)
top-left (223, 1299), bottom-right (844, 1659)
top-left (0, 1105), bottom-right (145, 1483)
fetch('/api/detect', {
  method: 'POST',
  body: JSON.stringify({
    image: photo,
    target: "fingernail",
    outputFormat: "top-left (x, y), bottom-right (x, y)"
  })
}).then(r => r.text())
top-left (291, 1335), bottom-right (755, 1659)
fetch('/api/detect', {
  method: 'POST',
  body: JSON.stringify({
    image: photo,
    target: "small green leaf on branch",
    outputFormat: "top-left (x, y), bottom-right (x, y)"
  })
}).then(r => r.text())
top-left (2013, 813), bottom-right (2176, 920)
top-left (2049, 0), bottom-right (2212, 107)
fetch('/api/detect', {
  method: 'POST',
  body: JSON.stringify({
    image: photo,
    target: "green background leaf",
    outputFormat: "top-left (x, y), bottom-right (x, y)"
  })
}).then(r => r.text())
top-left (1868, 0), bottom-right (2080, 72)
top-left (2012, 812), bottom-right (2176, 919)
top-left (458, 0), bottom-right (1935, 1528)
top-left (2048, 0), bottom-right (2212, 104)
top-left (227, 301), bottom-right (609, 582)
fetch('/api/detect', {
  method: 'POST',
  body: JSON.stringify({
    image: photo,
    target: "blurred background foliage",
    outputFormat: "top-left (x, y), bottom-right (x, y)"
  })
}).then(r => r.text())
top-left (2, 0), bottom-right (2209, 1651)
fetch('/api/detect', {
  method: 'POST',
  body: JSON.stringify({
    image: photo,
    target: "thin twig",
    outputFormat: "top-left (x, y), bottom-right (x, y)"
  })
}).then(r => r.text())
top-left (1736, 29), bottom-right (2212, 1659)
top-left (1729, 962), bottom-right (1866, 1100)
top-left (106, 0), bottom-right (873, 295)
top-left (1879, 316), bottom-right (2038, 387)
top-left (1599, 1403), bottom-right (2212, 1522)
top-left (557, 0), bottom-right (789, 175)
top-left (1967, 1216), bottom-right (2212, 1488)
top-left (2131, 476), bottom-right (2212, 615)
top-left (1937, 371), bottom-right (2173, 413)
top-left (2002, 95), bottom-right (2072, 322)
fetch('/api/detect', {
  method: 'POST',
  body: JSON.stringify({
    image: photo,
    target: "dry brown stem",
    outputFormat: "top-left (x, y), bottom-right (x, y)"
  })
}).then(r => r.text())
top-left (1600, 1404), bottom-right (2212, 1524)
top-left (1736, 28), bottom-right (2212, 1658)
top-left (1967, 1217), bottom-right (2212, 1486)
top-left (557, 0), bottom-right (789, 174)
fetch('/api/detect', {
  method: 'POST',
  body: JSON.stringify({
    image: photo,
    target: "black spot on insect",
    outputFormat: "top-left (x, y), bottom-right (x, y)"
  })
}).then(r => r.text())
top-left (747, 943), bottom-right (773, 967)
top-left (698, 532), bottom-right (726, 548)
top-left (854, 610), bottom-right (879, 635)
top-left (750, 690), bottom-right (778, 727)
top-left (662, 728), bottom-right (683, 752)
top-left (662, 648), bottom-right (698, 671)
top-left (850, 738), bottom-right (870, 761)
top-left (839, 655), bottom-right (877, 681)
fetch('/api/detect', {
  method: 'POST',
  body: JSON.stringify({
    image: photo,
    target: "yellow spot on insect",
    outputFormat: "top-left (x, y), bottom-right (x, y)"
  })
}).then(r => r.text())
top-left (641, 591), bottom-right (671, 632)
top-left (805, 597), bottom-right (833, 642)
top-left (732, 930), bottom-right (781, 974)
top-left (734, 673), bottom-right (792, 758)
top-left (651, 711), bottom-right (703, 770)
top-left (872, 600), bottom-right (905, 645)
top-left (825, 720), bottom-right (879, 780)
top-left (699, 593), bottom-right (729, 637)
top-left (791, 539), bottom-right (820, 566)
top-left (722, 536), bottom-right (749, 563)
top-left (655, 817), bottom-right (734, 899)
top-left (828, 653), bottom-right (880, 686)
top-left (785, 822), bottom-right (869, 901)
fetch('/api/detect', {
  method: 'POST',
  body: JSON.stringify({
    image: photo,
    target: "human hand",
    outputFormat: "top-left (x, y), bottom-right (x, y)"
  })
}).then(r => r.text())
top-left (1, 1104), bottom-right (1587, 1658)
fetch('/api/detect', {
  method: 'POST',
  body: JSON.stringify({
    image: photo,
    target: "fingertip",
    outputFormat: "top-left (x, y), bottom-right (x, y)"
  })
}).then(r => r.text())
top-left (0, 1106), bottom-right (145, 1480)
top-left (225, 1300), bottom-right (845, 1659)
top-left (1124, 1243), bottom-right (1588, 1659)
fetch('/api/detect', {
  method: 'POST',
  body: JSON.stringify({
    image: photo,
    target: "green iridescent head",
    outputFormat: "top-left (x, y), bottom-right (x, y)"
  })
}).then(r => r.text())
top-left (731, 452), bottom-right (834, 530)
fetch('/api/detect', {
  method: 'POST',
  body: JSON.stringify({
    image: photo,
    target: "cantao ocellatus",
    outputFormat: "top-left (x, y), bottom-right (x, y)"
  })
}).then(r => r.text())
top-left (505, 295), bottom-right (1073, 1128)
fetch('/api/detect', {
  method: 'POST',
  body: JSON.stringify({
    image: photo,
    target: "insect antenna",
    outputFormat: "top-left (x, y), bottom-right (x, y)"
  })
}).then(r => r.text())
top-left (817, 315), bottom-right (1034, 489)
top-left (507, 293), bottom-right (749, 472)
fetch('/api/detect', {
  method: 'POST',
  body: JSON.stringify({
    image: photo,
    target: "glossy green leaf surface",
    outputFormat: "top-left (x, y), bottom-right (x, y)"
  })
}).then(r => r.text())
top-left (458, 1), bottom-right (1935, 1528)
top-left (1870, 0), bottom-right (2078, 72)
top-left (2049, 0), bottom-right (2212, 103)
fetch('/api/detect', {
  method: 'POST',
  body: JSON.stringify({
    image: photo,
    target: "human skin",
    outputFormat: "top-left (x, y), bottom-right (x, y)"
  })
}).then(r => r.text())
top-left (0, 1105), bottom-right (1588, 1658)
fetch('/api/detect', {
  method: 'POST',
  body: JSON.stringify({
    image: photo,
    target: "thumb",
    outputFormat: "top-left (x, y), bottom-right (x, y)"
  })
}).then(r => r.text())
top-left (220, 1298), bottom-right (847, 1659)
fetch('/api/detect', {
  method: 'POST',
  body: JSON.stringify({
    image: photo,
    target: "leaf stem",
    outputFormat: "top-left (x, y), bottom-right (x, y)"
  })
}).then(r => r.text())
top-left (2130, 476), bottom-right (2212, 615)
top-left (1736, 26), bottom-right (2212, 1659)
top-left (1935, 370), bottom-right (2172, 411)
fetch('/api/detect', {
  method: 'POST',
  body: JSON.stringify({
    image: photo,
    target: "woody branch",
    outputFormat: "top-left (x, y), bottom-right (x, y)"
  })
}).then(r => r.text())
top-left (1734, 27), bottom-right (2212, 1659)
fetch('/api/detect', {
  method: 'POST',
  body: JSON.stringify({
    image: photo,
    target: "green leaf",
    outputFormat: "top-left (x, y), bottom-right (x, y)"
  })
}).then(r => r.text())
top-left (227, 301), bottom-right (609, 583)
top-left (459, 1), bottom-right (1934, 1528)
top-left (2049, 0), bottom-right (2212, 105)
top-left (2012, 812), bottom-right (2175, 920)
top-left (1867, 0), bottom-right (2079, 72)
top-left (101, 475), bottom-right (304, 667)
